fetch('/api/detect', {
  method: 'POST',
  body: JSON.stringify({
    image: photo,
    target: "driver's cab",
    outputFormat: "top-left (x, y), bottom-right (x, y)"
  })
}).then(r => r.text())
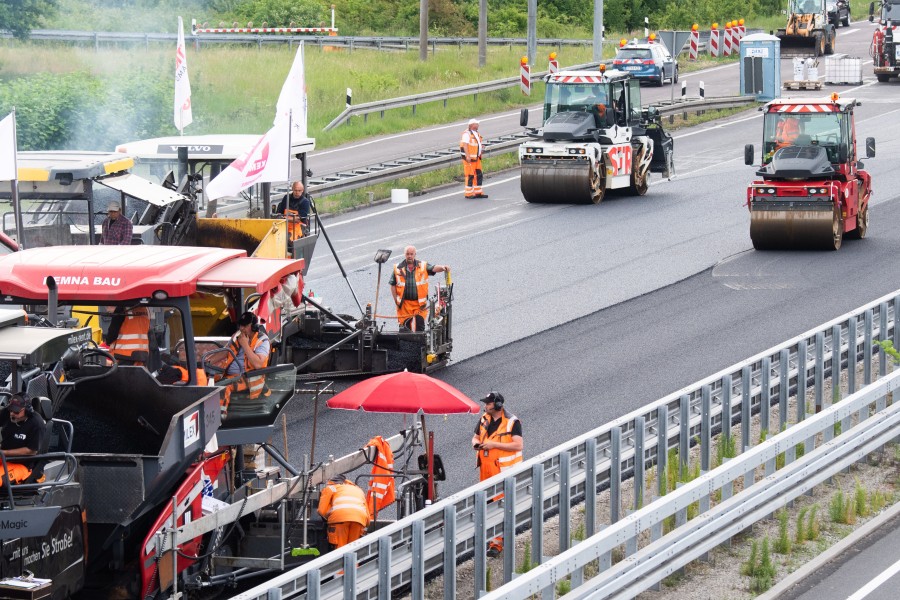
top-left (792, 0), bottom-right (824, 13)
top-left (762, 112), bottom-right (848, 163)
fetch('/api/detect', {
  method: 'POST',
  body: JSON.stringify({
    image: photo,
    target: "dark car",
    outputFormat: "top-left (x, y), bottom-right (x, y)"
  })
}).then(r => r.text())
top-left (612, 42), bottom-right (678, 86)
top-left (827, 0), bottom-right (851, 26)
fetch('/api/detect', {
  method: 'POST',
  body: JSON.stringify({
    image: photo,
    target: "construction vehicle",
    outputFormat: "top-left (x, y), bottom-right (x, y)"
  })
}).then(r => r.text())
top-left (777, 0), bottom-right (837, 57)
top-left (0, 245), bottom-right (433, 598)
top-left (518, 66), bottom-right (674, 204)
top-left (743, 94), bottom-right (875, 250)
top-left (868, 0), bottom-right (900, 81)
top-left (2, 150), bottom-right (453, 379)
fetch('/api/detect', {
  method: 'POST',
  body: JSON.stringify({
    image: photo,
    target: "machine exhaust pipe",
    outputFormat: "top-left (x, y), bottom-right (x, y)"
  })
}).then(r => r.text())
top-left (46, 276), bottom-right (58, 326)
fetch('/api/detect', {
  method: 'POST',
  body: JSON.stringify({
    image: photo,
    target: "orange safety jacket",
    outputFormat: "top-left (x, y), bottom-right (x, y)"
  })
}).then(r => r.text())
top-left (173, 365), bottom-right (209, 386)
top-left (474, 410), bottom-right (523, 481)
top-left (317, 480), bottom-right (370, 526)
top-left (393, 261), bottom-right (430, 309)
top-left (109, 309), bottom-right (150, 359)
top-left (282, 208), bottom-right (304, 241)
top-left (364, 436), bottom-right (396, 518)
top-left (221, 331), bottom-right (269, 399)
top-left (460, 128), bottom-right (484, 162)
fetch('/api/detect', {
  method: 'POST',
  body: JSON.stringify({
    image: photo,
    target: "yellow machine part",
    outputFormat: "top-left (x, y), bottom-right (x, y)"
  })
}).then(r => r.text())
top-left (785, 13), bottom-right (815, 37)
top-left (750, 205), bottom-right (841, 250)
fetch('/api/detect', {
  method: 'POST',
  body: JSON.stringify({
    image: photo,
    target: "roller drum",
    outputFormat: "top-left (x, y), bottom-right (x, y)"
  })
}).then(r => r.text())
top-left (750, 204), bottom-right (842, 250)
top-left (521, 162), bottom-right (596, 204)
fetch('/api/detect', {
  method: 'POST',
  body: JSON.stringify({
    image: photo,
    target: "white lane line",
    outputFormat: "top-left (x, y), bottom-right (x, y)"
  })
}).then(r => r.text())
top-left (845, 556), bottom-right (900, 600)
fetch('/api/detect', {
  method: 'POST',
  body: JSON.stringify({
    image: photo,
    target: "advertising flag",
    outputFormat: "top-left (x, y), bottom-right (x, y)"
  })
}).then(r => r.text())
top-left (0, 112), bottom-right (17, 181)
top-left (204, 117), bottom-right (290, 200)
top-left (174, 16), bottom-right (193, 131)
top-left (275, 44), bottom-right (307, 141)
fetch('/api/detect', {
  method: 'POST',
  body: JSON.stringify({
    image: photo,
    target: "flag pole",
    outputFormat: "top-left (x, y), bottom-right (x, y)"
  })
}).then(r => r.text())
top-left (10, 109), bottom-right (22, 247)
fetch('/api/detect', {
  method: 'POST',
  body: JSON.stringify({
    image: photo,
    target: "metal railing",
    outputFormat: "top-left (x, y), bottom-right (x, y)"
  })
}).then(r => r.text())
top-left (229, 284), bottom-right (900, 600)
top-left (307, 94), bottom-right (756, 197)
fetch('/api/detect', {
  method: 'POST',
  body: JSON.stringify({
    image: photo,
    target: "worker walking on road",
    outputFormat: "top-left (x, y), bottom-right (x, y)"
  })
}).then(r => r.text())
top-left (317, 476), bottom-right (371, 549)
top-left (460, 118), bottom-right (488, 199)
top-left (388, 246), bottom-right (449, 331)
top-left (472, 391), bottom-right (523, 557)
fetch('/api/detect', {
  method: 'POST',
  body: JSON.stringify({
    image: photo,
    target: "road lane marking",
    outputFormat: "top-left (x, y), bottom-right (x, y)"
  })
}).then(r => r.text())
top-left (845, 555), bottom-right (900, 600)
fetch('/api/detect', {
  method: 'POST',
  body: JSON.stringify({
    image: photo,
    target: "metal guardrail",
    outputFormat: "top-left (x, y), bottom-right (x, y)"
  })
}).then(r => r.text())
top-left (307, 95), bottom-right (757, 197)
top-left (1, 29), bottom-right (600, 50)
top-left (230, 284), bottom-right (900, 599)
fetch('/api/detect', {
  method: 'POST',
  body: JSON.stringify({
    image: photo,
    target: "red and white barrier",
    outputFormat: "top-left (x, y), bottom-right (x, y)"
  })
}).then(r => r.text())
top-left (709, 25), bottom-right (720, 57)
top-left (689, 25), bottom-right (699, 60)
top-left (520, 58), bottom-right (531, 96)
top-left (724, 22), bottom-right (732, 56)
top-left (193, 25), bottom-right (337, 34)
top-left (548, 52), bottom-right (559, 74)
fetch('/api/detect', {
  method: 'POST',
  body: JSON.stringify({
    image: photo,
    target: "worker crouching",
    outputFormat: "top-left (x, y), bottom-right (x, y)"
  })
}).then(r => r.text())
top-left (317, 477), bottom-right (371, 549)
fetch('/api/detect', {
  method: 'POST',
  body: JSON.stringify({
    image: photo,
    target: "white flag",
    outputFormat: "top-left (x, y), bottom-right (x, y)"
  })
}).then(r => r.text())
top-left (174, 16), bottom-right (193, 131)
top-left (204, 117), bottom-right (290, 200)
top-left (275, 44), bottom-right (307, 141)
top-left (0, 112), bottom-right (17, 182)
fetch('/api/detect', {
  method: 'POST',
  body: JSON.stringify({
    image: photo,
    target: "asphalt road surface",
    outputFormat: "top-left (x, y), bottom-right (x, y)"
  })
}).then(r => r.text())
top-left (274, 28), bottom-right (900, 504)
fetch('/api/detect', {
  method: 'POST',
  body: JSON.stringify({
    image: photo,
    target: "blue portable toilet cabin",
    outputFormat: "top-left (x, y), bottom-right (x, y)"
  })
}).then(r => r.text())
top-left (740, 33), bottom-right (781, 101)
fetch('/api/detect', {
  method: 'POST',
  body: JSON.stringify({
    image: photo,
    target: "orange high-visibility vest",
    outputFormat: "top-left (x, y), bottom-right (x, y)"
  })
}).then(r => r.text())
top-left (393, 261), bottom-right (430, 308)
top-left (110, 309), bottom-right (150, 358)
top-left (173, 365), bottom-right (209, 386)
top-left (474, 411), bottom-right (523, 481)
top-left (317, 480), bottom-right (370, 526)
top-left (460, 129), bottom-right (484, 161)
top-left (282, 208), bottom-right (304, 241)
top-left (364, 436), bottom-right (396, 518)
top-left (221, 332), bottom-right (268, 399)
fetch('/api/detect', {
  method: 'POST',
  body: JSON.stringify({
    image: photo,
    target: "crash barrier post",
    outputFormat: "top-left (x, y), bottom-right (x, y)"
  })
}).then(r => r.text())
top-left (689, 24), bottom-right (699, 60)
top-left (230, 288), bottom-right (900, 600)
top-left (520, 56), bottom-right (531, 95)
top-left (710, 24), bottom-right (720, 57)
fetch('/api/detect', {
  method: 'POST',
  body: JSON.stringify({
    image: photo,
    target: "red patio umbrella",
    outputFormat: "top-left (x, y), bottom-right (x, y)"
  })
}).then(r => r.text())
top-left (327, 370), bottom-right (480, 502)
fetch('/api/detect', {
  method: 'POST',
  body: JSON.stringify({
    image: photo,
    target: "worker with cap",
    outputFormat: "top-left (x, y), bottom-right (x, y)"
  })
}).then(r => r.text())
top-left (471, 391), bottom-right (523, 557)
top-left (0, 394), bottom-right (46, 485)
top-left (460, 118), bottom-right (488, 199)
top-left (388, 245), bottom-right (449, 331)
top-left (100, 200), bottom-right (133, 245)
top-left (317, 476), bottom-right (371, 549)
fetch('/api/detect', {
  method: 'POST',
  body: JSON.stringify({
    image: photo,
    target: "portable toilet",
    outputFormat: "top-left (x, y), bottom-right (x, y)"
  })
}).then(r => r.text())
top-left (740, 33), bottom-right (781, 101)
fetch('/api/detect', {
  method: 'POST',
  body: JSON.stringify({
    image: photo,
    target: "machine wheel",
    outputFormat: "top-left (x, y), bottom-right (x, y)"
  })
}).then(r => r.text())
top-left (814, 32), bottom-right (824, 57)
top-left (847, 204), bottom-right (869, 239)
top-left (877, 74), bottom-right (891, 82)
top-left (828, 209), bottom-right (844, 251)
top-left (656, 74), bottom-right (664, 87)
top-left (672, 66), bottom-right (679, 84)
top-left (629, 165), bottom-right (649, 196)
top-left (825, 30), bottom-right (835, 54)
top-left (589, 161), bottom-right (606, 204)
top-left (842, 11), bottom-right (850, 26)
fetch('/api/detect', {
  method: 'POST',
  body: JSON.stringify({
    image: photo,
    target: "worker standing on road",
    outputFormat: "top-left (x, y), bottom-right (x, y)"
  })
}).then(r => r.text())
top-left (460, 118), bottom-right (488, 199)
top-left (388, 246), bottom-right (449, 331)
top-left (275, 181), bottom-right (312, 245)
top-left (471, 391), bottom-right (523, 557)
top-left (0, 394), bottom-right (46, 485)
top-left (317, 476), bottom-right (371, 549)
top-left (100, 201), bottom-right (133, 245)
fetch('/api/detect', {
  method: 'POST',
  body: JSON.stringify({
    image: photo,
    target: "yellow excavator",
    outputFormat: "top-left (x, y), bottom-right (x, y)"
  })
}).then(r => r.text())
top-left (778, 0), bottom-right (837, 56)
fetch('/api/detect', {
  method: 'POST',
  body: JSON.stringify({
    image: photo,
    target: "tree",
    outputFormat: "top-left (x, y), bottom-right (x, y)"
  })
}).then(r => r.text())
top-left (0, 0), bottom-right (57, 40)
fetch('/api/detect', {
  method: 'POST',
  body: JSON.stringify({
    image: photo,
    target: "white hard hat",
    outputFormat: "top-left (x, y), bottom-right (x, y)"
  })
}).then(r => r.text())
top-left (468, 118), bottom-right (479, 126)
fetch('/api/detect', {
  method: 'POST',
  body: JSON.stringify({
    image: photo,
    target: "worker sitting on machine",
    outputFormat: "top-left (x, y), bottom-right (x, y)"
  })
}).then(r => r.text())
top-left (216, 311), bottom-right (271, 418)
top-left (765, 116), bottom-right (803, 162)
top-left (0, 394), bottom-right (47, 485)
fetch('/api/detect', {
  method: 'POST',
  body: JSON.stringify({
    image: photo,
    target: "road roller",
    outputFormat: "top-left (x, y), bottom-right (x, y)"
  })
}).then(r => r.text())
top-left (744, 94), bottom-right (875, 251)
top-left (518, 66), bottom-right (674, 204)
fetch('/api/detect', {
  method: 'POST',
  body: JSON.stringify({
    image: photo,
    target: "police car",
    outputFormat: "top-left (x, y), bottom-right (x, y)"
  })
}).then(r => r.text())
top-left (612, 41), bottom-right (679, 86)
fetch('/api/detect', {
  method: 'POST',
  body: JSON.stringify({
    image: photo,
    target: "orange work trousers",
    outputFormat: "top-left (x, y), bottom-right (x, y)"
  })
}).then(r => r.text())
top-left (397, 299), bottom-right (427, 330)
top-left (327, 522), bottom-right (366, 548)
top-left (463, 159), bottom-right (483, 197)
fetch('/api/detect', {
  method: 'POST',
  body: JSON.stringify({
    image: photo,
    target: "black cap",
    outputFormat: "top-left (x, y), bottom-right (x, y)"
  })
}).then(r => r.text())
top-left (481, 391), bottom-right (504, 404)
top-left (238, 311), bottom-right (257, 326)
top-left (7, 395), bottom-right (27, 413)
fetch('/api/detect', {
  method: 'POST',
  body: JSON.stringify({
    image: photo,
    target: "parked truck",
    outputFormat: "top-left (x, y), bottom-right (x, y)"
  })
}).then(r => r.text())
top-left (518, 66), bottom-right (674, 204)
top-left (868, 0), bottom-right (900, 81)
top-left (744, 94), bottom-right (874, 250)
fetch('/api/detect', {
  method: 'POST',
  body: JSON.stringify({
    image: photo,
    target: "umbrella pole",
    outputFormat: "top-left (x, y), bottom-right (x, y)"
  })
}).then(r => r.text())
top-left (310, 384), bottom-right (321, 465)
top-left (427, 431), bottom-right (435, 502)
top-left (419, 413), bottom-right (434, 502)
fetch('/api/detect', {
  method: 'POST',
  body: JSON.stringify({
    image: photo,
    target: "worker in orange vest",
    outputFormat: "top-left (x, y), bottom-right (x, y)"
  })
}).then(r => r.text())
top-left (388, 246), bottom-right (449, 331)
top-left (107, 306), bottom-right (151, 364)
top-left (472, 391), bottom-right (523, 557)
top-left (317, 477), bottom-right (371, 548)
top-left (274, 181), bottom-right (311, 248)
top-left (460, 118), bottom-right (488, 198)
